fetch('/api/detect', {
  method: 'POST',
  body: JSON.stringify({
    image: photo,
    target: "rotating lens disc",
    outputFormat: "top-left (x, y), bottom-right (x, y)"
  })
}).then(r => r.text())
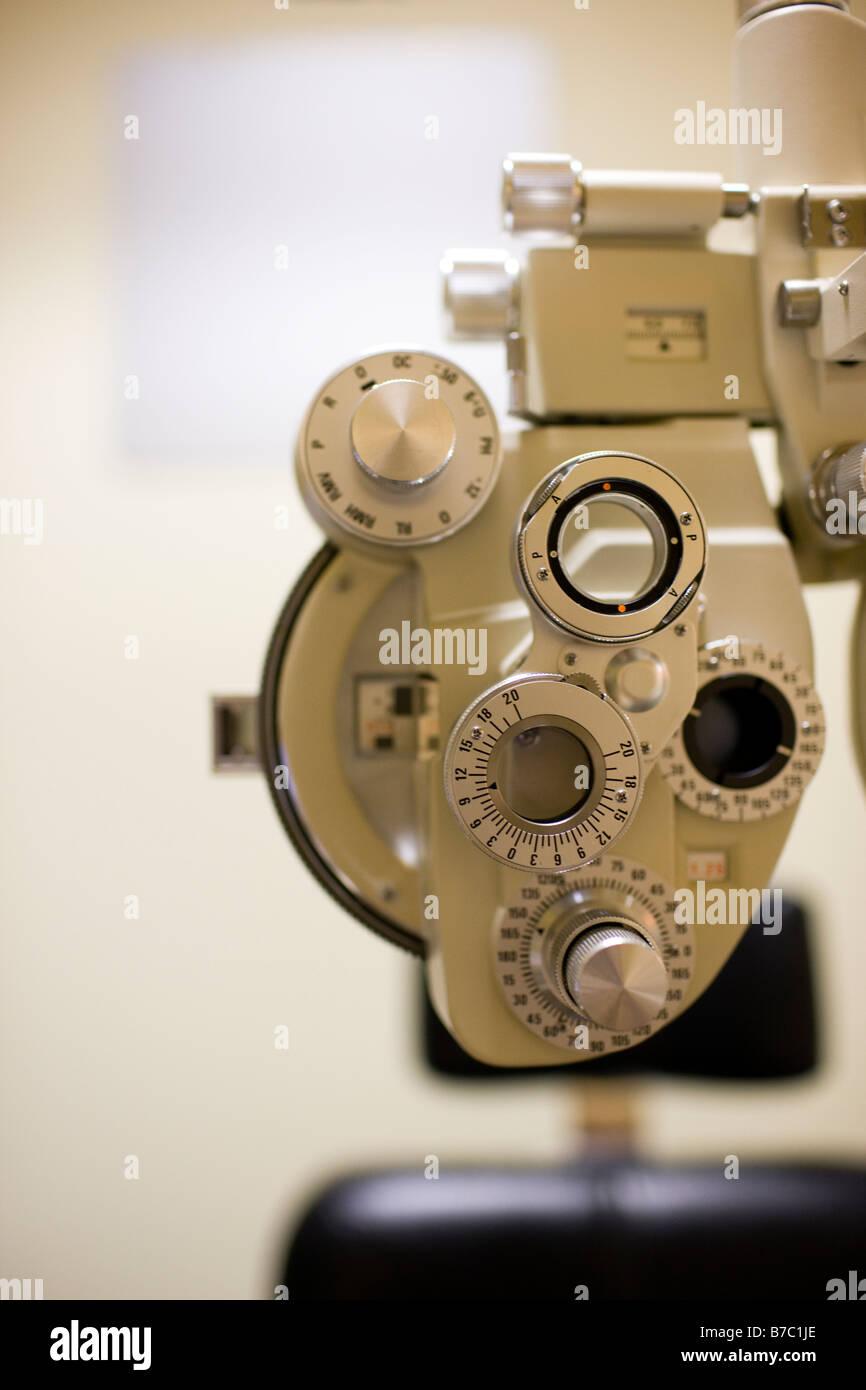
top-left (659, 639), bottom-right (825, 820)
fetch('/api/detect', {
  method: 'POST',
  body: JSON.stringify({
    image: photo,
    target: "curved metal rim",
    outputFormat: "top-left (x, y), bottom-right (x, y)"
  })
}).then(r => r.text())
top-left (518, 451), bottom-right (706, 642)
top-left (443, 671), bottom-right (643, 870)
top-left (259, 542), bottom-right (426, 958)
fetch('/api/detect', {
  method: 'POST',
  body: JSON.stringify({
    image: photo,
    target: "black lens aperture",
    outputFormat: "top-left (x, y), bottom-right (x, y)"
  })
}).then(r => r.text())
top-left (683, 675), bottom-right (796, 790)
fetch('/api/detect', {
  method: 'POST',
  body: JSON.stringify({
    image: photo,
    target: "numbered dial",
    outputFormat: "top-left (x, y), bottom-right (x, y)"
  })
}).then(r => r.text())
top-left (444, 672), bottom-right (642, 872)
top-left (296, 348), bottom-right (501, 547)
top-left (494, 855), bottom-right (694, 1053)
top-left (659, 639), bottom-right (825, 821)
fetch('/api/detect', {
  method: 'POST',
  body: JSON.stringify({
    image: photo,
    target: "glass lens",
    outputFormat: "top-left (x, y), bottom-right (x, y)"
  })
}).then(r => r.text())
top-left (557, 494), bottom-right (662, 604)
top-left (493, 724), bottom-right (593, 823)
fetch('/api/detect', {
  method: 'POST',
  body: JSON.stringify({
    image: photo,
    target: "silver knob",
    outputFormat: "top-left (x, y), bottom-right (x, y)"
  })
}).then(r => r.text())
top-left (502, 153), bottom-right (584, 235)
top-left (350, 379), bottom-right (456, 489)
top-left (739, 0), bottom-right (848, 22)
top-left (563, 922), bottom-right (668, 1031)
top-left (604, 648), bottom-right (669, 713)
top-left (777, 280), bottom-right (822, 328)
top-left (809, 441), bottom-right (866, 533)
top-left (440, 250), bottom-right (519, 338)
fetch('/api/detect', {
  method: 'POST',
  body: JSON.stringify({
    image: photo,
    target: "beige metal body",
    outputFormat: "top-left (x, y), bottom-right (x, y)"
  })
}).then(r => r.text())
top-left (264, 1), bottom-right (854, 1067)
top-left (273, 415), bottom-right (815, 1065)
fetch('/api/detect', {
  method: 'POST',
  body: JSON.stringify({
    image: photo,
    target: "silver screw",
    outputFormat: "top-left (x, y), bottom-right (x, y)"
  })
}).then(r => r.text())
top-left (679, 512), bottom-right (692, 525)
top-left (640, 741), bottom-right (651, 755)
top-left (536, 567), bottom-right (549, 581)
top-left (839, 280), bottom-right (850, 297)
top-left (827, 198), bottom-right (850, 224)
top-left (831, 224), bottom-right (851, 248)
top-left (563, 651), bottom-right (577, 667)
top-left (615, 789), bottom-right (628, 804)
top-left (674, 624), bottom-right (687, 636)
top-left (472, 726), bottom-right (483, 740)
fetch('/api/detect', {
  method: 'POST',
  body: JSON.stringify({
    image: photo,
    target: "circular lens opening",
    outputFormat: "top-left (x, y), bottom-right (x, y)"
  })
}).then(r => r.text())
top-left (492, 723), bottom-right (594, 823)
top-left (556, 493), bottom-right (667, 605)
top-left (684, 676), bottom-right (795, 788)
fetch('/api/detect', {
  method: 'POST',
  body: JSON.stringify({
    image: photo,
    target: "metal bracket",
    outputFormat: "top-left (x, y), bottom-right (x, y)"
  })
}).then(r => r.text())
top-left (798, 185), bottom-right (866, 249)
top-left (211, 695), bottom-right (260, 771)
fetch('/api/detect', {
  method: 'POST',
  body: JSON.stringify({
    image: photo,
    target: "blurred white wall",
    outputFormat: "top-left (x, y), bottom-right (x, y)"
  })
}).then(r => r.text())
top-left (2, 0), bottom-right (865, 1299)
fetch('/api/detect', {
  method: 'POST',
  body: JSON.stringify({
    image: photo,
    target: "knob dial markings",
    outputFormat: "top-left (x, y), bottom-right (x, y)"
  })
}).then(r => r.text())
top-left (297, 348), bottom-right (500, 546)
top-left (493, 855), bottom-right (693, 1053)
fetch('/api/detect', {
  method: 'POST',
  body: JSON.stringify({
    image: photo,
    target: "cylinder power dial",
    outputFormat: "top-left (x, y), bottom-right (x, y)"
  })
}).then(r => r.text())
top-left (494, 855), bottom-right (694, 1054)
top-left (296, 348), bottom-right (501, 547)
top-left (444, 672), bottom-right (642, 872)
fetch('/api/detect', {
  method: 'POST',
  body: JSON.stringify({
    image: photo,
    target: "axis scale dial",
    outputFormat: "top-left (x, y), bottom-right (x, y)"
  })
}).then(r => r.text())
top-left (493, 855), bottom-right (694, 1054)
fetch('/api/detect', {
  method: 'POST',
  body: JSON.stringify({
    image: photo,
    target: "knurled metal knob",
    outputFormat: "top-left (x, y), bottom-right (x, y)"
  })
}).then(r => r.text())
top-left (440, 249), bottom-right (520, 337)
top-left (809, 441), bottom-right (866, 532)
top-left (562, 921), bottom-right (668, 1031)
top-left (502, 153), bottom-right (584, 235)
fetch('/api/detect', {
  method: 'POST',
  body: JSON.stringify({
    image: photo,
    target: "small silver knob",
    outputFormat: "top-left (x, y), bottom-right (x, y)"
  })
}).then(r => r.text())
top-left (604, 648), bottom-right (669, 713)
top-left (777, 280), bottom-right (822, 328)
top-left (440, 250), bottom-right (519, 338)
top-left (351, 380), bottom-right (456, 489)
top-left (502, 153), bottom-right (584, 235)
top-left (563, 923), bottom-right (668, 1031)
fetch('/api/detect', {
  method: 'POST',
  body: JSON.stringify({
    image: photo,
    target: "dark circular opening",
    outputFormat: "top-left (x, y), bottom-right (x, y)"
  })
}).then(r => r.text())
top-left (493, 724), bottom-right (594, 823)
top-left (683, 675), bottom-right (796, 789)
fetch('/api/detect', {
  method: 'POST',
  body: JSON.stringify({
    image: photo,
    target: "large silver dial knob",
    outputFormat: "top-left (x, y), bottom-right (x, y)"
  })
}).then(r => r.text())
top-left (351, 380), bottom-right (455, 488)
top-left (296, 348), bottom-right (501, 547)
top-left (562, 918), bottom-right (668, 1031)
